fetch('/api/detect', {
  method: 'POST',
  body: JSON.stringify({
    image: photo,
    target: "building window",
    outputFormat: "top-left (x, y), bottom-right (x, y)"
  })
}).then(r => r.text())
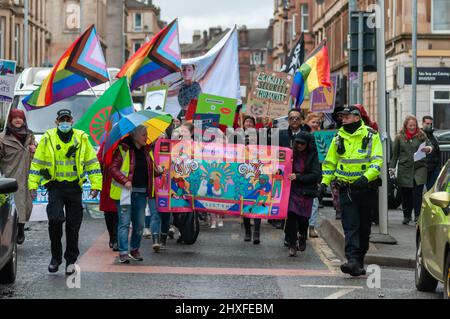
top-left (432, 0), bottom-right (450, 33)
top-left (14, 24), bottom-right (20, 64)
top-left (301, 4), bottom-right (309, 32)
top-left (134, 13), bottom-right (143, 31)
top-left (251, 52), bottom-right (265, 66)
top-left (0, 17), bottom-right (5, 58)
top-left (432, 89), bottom-right (450, 129)
top-left (64, 0), bottom-right (80, 31)
top-left (134, 41), bottom-right (143, 53)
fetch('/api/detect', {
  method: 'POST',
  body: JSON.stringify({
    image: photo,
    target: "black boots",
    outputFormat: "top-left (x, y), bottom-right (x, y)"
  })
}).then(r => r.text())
top-left (297, 235), bottom-right (306, 252)
top-left (48, 258), bottom-right (61, 273)
top-left (340, 260), bottom-right (364, 277)
top-left (17, 223), bottom-right (25, 245)
top-left (253, 231), bottom-right (260, 245)
top-left (160, 233), bottom-right (168, 250)
top-left (152, 234), bottom-right (161, 252)
top-left (244, 227), bottom-right (251, 242)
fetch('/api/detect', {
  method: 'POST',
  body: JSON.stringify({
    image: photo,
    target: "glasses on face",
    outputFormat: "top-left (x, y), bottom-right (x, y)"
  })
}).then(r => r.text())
top-left (295, 141), bottom-right (306, 145)
top-left (289, 116), bottom-right (301, 121)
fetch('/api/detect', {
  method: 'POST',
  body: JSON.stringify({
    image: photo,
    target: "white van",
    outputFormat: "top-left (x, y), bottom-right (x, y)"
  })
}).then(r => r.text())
top-left (8, 67), bottom-right (120, 220)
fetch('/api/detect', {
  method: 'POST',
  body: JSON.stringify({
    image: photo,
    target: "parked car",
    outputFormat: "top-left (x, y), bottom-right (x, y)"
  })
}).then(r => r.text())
top-left (0, 178), bottom-right (19, 284)
top-left (415, 160), bottom-right (450, 299)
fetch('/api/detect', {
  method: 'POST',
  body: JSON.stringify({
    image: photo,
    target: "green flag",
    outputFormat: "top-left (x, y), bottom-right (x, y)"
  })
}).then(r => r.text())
top-left (74, 77), bottom-right (134, 146)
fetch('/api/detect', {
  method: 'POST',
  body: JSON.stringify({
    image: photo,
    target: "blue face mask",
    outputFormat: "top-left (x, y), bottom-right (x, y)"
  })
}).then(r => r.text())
top-left (58, 122), bottom-right (72, 133)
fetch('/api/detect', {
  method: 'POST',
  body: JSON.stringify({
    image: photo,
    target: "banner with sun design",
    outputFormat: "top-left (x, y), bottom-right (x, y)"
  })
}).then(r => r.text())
top-left (74, 77), bottom-right (134, 146)
top-left (154, 139), bottom-right (293, 219)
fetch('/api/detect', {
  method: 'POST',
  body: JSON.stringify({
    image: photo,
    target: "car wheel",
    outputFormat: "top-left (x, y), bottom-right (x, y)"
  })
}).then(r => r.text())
top-left (415, 235), bottom-right (438, 292)
top-left (444, 253), bottom-right (450, 300)
top-left (0, 241), bottom-right (17, 284)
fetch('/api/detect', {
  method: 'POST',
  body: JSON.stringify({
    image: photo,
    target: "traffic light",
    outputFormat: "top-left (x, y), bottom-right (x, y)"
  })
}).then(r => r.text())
top-left (335, 75), bottom-right (347, 108)
top-left (350, 12), bottom-right (377, 72)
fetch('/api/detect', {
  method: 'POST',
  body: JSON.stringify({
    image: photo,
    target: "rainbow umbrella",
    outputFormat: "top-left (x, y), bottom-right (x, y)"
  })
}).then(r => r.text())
top-left (103, 109), bottom-right (172, 159)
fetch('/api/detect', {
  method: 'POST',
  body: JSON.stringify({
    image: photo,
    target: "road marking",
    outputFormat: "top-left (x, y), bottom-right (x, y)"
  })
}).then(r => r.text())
top-left (299, 284), bottom-right (363, 289)
top-left (324, 288), bottom-right (356, 299)
top-left (78, 231), bottom-right (338, 277)
top-left (310, 235), bottom-right (342, 275)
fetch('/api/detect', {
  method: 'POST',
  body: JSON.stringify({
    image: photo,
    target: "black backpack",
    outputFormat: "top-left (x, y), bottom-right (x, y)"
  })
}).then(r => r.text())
top-left (172, 212), bottom-right (200, 245)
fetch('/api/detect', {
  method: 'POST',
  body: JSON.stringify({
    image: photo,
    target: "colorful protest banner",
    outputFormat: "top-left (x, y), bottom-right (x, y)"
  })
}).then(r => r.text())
top-left (313, 130), bottom-right (337, 162)
top-left (246, 69), bottom-right (293, 119)
top-left (0, 59), bottom-right (16, 103)
top-left (154, 139), bottom-right (293, 219)
top-left (196, 93), bottom-right (237, 127)
top-left (310, 75), bottom-right (337, 113)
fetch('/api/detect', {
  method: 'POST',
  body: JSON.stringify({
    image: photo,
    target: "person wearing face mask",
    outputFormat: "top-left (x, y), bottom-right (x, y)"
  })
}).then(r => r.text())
top-left (0, 109), bottom-right (36, 244)
top-left (389, 115), bottom-right (432, 225)
top-left (28, 109), bottom-right (102, 275)
top-left (318, 105), bottom-right (383, 277)
top-left (421, 116), bottom-right (441, 191)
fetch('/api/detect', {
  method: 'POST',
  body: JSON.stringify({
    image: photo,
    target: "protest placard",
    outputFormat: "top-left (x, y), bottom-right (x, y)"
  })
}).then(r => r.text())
top-left (144, 85), bottom-right (168, 111)
top-left (0, 59), bottom-right (16, 103)
top-left (246, 69), bottom-right (293, 119)
top-left (310, 75), bottom-right (337, 113)
top-left (196, 93), bottom-right (237, 127)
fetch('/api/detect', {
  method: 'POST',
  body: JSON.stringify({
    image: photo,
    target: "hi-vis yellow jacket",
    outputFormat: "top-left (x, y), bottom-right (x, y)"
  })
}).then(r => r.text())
top-left (321, 123), bottom-right (383, 186)
top-left (28, 128), bottom-right (102, 191)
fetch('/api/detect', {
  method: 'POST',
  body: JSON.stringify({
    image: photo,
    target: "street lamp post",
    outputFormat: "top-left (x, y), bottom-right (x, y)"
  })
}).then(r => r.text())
top-left (371, 0), bottom-right (397, 245)
top-left (24, 0), bottom-right (29, 69)
top-left (412, 0), bottom-right (418, 116)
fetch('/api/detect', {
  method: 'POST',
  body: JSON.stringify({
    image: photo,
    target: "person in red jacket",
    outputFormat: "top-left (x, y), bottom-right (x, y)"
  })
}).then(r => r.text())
top-left (97, 142), bottom-right (118, 251)
top-left (110, 126), bottom-right (163, 263)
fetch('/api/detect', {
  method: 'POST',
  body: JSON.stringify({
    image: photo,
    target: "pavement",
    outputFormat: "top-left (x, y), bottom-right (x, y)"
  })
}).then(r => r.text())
top-left (317, 203), bottom-right (417, 269)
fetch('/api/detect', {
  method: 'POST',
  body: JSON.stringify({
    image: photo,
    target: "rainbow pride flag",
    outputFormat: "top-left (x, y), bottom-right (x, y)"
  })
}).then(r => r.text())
top-left (23, 25), bottom-right (109, 111)
top-left (290, 43), bottom-right (331, 107)
top-left (117, 19), bottom-right (181, 90)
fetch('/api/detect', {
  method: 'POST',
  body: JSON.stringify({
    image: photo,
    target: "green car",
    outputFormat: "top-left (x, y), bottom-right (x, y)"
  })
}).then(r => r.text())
top-left (416, 161), bottom-right (450, 299)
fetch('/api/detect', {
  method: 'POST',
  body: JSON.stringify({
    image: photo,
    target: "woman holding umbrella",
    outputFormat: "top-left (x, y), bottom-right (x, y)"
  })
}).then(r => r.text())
top-left (110, 125), bottom-right (164, 263)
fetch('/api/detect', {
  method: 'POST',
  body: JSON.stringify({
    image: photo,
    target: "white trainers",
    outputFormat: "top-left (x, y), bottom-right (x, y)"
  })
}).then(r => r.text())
top-left (218, 219), bottom-right (224, 227)
top-left (143, 228), bottom-right (152, 238)
top-left (210, 220), bottom-right (217, 229)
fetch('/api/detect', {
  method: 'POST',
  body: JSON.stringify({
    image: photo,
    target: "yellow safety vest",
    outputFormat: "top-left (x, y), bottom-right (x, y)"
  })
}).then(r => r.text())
top-left (321, 123), bottom-right (383, 186)
top-left (110, 146), bottom-right (156, 200)
top-left (28, 128), bottom-right (102, 191)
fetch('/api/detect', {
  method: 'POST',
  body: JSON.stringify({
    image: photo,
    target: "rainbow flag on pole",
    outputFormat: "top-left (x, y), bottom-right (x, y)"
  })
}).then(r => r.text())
top-left (117, 19), bottom-right (181, 90)
top-left (290, 42), bottom-right (331, 107)
top-left (23, 25), bottom-right (109, 111)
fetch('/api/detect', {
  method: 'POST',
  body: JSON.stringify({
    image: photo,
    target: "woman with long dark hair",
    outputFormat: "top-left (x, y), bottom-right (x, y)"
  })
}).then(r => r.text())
top-left (286, 132), bottom-right (321, 257)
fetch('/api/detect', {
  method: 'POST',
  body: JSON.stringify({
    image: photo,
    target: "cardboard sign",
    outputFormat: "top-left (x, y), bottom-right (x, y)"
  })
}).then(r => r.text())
top-left (0, 59), bottom-right (16, 103)
top-left (310, 75), bottom-right (337, 113)
top-left (145, 85), bottom-right (168, 111)
top-left (196, 93), bottom-right (237, 127)
top-left (246, 69), bottom-right (293, 119)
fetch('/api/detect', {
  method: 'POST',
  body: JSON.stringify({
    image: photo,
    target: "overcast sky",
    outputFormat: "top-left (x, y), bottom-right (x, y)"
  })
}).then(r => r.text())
top-left (153, 0), bottom-right (273, 43)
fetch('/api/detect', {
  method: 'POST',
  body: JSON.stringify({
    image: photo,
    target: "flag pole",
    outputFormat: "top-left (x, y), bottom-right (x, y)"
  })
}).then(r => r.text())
top-left (85, 79), bottom-right (98, 99)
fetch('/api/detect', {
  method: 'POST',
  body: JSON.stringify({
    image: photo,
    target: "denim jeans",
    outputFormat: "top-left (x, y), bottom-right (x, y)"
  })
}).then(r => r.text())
top-left (309, 198), bottom-right (319, 227)
top-left (117, 192), bottom-right (147, 254)
top-left (148, 198), bottom-right (171, 235)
